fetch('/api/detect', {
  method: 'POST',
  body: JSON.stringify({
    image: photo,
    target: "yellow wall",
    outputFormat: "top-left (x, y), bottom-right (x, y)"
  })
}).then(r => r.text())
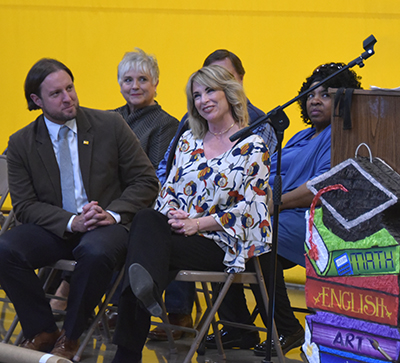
top-left (1, 1), bottom-right (399, 152)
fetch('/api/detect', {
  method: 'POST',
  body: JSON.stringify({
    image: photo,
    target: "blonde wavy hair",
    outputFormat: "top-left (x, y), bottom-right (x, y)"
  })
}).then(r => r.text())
top-left (186, 65), bottom-right (249, 139)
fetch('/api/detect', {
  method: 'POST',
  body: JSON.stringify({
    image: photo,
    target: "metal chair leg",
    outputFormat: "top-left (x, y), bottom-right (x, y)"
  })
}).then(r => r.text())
top-left (73, 266), bottom-right (125, 362)
top-left (254, 257), bottom-right (285, 363)
top-left (181, 275), bottom-right (235, 363)
top-left (2, 315), bottom-right (19, 344)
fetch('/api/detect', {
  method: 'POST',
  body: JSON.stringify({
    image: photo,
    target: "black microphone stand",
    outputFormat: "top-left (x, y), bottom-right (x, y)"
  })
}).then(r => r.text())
top-left (229, 34), bottom-right (377, 363)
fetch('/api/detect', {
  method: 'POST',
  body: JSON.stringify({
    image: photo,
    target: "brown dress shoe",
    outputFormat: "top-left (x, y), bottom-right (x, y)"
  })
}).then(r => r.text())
top-left (20, 329), bottom-right (61, 352)
top-left (50, 330), bottom-right (80, 360)
top-left (148, 313), bottom-right (194, 341)
top-left (98, 307), bottom-right (118, 330)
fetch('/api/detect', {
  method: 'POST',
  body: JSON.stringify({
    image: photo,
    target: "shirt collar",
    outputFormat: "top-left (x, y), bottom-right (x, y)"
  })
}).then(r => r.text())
top-left (44, 117), bottom-right (77, 140)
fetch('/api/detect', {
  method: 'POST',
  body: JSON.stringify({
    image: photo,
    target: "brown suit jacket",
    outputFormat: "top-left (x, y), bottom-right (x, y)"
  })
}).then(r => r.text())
top-left (7, 106), bottom-right (159, 237)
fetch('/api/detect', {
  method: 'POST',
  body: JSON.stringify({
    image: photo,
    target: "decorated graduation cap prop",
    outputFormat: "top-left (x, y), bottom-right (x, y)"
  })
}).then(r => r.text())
top-left (303, 144), bottom-right (400, 363)
top-left (307, 154), bottom-right (400, 241)
top-left (306, 145), bottom-right (400, 277)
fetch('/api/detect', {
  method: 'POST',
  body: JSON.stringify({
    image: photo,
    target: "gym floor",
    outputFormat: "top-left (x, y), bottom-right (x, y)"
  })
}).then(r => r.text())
top-left (0, 281), bottom-right (307, 362)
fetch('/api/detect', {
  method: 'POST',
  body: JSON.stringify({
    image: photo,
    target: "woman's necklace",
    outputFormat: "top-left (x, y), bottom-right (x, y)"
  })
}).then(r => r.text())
top-left (208, 122), bottom-right (235, 137)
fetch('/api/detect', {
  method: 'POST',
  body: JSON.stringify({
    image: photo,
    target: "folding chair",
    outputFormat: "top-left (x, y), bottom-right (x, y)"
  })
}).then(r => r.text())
top-left (153, 255), bottom-right (285, 363)
top-left (0, 154), bottom-right (13, 236)
top-left (0, 155), bottom-right (15, 340)
top-left (2, 259), bottom-right (124, 362)
top-left (0, 155), bottom-right (8, 210)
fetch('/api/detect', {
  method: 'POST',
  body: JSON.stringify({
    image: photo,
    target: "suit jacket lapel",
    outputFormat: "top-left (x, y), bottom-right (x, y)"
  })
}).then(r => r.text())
top-left (76, 109), bottom-right (93, 198)
top-left (36, 115), bottom-right (63, 205)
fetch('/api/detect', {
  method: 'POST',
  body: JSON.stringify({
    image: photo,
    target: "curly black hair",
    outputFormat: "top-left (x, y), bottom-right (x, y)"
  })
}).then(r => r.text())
top-left (298, 62), bottom-right (362, 125)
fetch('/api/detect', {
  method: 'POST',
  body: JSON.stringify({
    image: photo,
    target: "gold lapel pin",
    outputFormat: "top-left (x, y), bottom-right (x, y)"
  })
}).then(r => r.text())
top-left (83, 140), bottom-right (89, 145)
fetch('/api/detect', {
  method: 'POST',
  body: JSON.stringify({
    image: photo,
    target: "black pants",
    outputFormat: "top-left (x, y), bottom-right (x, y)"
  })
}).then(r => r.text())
top-left (0, 223), bottom-right (128, 339)
top-left (112, 208), bottom-right (299, 355)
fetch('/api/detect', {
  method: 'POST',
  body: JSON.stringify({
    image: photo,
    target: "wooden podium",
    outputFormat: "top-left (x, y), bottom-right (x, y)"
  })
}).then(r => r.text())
top-left (330, 89), bottom-right (400, 174)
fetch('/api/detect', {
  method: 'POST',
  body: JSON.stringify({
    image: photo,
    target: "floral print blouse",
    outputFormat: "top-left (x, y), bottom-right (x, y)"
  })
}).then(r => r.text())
top-left (155, 130), bottom-right (272, 272)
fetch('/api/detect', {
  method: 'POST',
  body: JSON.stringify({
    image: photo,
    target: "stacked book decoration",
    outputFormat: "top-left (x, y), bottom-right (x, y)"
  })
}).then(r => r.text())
top-left (303, 311), bottom-right (400, 363)
top-left (302, 155), bottom-right (400, 363)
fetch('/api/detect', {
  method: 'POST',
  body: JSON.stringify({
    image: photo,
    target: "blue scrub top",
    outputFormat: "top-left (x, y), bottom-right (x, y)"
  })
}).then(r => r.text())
top-left (269, 125), bottom-right (331, 266)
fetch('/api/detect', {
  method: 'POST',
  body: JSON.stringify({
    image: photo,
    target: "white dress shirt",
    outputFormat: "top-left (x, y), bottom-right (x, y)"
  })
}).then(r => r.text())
top-left (45, 117), bottom-right (120, 231)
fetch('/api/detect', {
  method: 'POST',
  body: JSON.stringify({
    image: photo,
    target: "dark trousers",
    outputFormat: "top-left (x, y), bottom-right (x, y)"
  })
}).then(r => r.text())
top-left (113, 209), bottom-right (225, 353)
top-left (113, 208), bottom-right (297, 355)
top-left (164, 280), bottom-right (196, 315)
top-left (0, 223), bottom-right (128, 340)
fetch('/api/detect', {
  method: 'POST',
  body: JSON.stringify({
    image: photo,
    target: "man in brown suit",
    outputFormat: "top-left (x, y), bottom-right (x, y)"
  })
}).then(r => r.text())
top-left (0, 58), bottom-right (159, 359)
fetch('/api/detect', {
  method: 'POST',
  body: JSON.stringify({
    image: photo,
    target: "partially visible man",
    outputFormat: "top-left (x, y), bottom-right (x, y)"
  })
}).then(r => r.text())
top-left (0, 58), bottom-right (159, 359)
top-left (149, 49), bottom-right (277, 341)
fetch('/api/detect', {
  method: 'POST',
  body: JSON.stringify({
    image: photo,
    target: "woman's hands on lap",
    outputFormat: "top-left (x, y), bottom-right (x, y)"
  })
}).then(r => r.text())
top-left (167, 209), bottom-right (198, 236)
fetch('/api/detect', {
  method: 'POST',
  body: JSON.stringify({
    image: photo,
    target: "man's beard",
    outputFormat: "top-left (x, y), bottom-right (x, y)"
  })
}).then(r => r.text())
top-left (45, 101), bottom-right (79, 124)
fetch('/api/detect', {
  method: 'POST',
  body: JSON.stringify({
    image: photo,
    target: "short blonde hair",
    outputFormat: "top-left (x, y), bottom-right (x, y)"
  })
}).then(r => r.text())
top-left (117, 48), bottom-right (159, 85)
top-left (186, 65), bottom-right (249, 139)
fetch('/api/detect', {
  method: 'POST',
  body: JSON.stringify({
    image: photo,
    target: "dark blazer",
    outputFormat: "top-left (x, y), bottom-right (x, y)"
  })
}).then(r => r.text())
top-left (7, 106), bottom-right (159, 237)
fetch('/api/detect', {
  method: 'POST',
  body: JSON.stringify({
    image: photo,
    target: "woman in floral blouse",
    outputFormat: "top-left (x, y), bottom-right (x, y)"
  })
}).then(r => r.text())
top-left (111, 65), bottom-right (287, 363)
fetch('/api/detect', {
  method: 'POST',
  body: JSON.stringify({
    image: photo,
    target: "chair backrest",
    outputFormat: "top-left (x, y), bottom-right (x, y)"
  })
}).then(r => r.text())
top-left (0, 155), bottom-right (8, 211)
